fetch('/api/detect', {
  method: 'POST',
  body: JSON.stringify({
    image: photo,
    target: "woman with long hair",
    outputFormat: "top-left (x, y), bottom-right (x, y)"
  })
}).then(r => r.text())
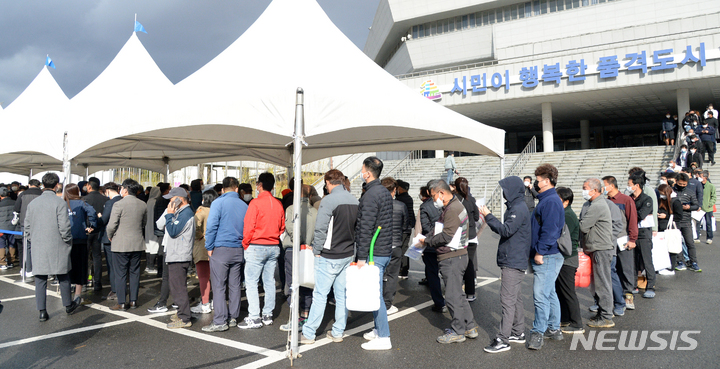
top-left (191, 189), bottom-right (219, 314)
top-left (657, 184), bottom-right (682, 276)
top-left (64, 183), bottom-right (97, 303)
top-left (454, 177), bottom-right (480, 302)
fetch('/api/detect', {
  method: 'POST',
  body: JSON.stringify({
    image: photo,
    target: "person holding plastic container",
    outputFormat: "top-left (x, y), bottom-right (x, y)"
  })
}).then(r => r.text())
top-left (355, 157), bottom-right (394, 351)
top-left (300, 170), bottom-right (358, 344)
top-left (419, 179), bottom-right (478, 344)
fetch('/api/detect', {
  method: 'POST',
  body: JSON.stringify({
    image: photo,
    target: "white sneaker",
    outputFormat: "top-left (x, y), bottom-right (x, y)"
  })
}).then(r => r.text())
top-left (386, 305), bottom-right (399, 315)
top-left (361, 336), bottom-right (392, 350)
top-left (707, 239), bottom-right (713, 244)
top-left (25, 270), bottom-right (33, 278)
top-left (658, 269), bottom-right (675, 276)
top-left (363, 329), bottom-right (378, 341)
top-left (191, 303), bottom-right (212, 314)
top-left (211, 300), bottom-right (214, 310)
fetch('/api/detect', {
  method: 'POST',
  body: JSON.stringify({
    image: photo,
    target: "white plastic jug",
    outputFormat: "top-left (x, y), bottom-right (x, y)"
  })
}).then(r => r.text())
top-left (298, 245), bottom-right (315, 289)
top-left (345, 263), bottom-right (380, 312)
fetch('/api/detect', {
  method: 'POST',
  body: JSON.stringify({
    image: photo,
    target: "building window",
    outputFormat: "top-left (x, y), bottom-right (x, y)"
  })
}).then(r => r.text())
top-left (417, 24), bottom-right (424, 38)
top-left (483, 11), bottom-right (490, 25)
top-left (573, 0), bottom-right (580, 8)
top-left (469, 13), bottom-right (476, 27)
top-left (504, 7), bottom-right (511, 21)
top-left (511, 5), bottom-right (519, 19)
top-left (582, 0), bottom-right (589, 5)
top-left (525, 2), bottom-right (532, 17)
top-left (549, 0), bottom-right (556, 12)
top-left (489, 11), bottom-right (495, 24)
top-left (540, 0), bottom-right (548, 14)
top-left (533, 0), bottom-right (541, 15)
top-left (412, 25), bottom-right (418, 39)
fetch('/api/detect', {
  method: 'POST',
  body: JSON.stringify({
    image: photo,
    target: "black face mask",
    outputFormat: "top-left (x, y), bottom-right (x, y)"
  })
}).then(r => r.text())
top-left (675, 185), bottom-right (686, 192)
top-left (533, 180), bottom-right (541, 193)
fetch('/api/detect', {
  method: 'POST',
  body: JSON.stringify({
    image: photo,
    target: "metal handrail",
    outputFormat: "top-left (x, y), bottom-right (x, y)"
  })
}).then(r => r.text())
top-left (347, 150), bottom-right (422, 190)
top-left (487, 136), bottom-right (537, 213)
top-left (311, 153), bottom-right (364, 188)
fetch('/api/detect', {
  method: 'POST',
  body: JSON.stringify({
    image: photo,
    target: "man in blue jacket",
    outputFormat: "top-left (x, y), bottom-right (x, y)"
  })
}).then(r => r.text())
top-left (480, 176), bottom-right (531, 353)
top-left (527, 164), bottom-right (565, 351)
top-left (202, 177), bottom-right (248, 333)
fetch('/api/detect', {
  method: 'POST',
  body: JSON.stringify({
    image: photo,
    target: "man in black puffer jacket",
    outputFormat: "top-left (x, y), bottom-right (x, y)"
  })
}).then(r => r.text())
top-left (355, 156), bottom-right (394, 351)
top-left (380, 177), bottom-right (409, 314)
top-left (481, 176), bottom-right (531, 353)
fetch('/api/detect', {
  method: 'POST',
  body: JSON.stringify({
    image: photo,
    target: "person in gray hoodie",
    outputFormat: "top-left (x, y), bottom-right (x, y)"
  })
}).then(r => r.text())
top-left (163, 191), bottom-right (196, 328)
top-left (481, 176), bottom-right (531, 353)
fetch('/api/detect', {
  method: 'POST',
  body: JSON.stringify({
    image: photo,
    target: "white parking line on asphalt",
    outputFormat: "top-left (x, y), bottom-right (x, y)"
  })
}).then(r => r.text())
top-left (0, 319), bottom-right (134, 349)
top-left (236, 278), bottom-right (500, 369)
top-left (0, 295), bottom-right (35, 302)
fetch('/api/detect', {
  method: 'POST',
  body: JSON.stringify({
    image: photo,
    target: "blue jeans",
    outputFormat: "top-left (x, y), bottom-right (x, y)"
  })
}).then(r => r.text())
top-left (610, 256), bottom-right (625, 309)
top-left (302, 256), bottom-right (353, 340)
top-left (244, 245), bottom-right (280, 318)
top-left (446, 169), bottom-right (454, 184)
top-left (372, 255), bottom-right (391, 338)
top-left (531, 252), bottom-right (564, 333)
top-left (704, 212), bottom-right (714, 240)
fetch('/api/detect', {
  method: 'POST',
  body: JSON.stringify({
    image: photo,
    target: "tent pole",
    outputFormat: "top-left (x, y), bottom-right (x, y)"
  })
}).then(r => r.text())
top-left (63, 132), bottom-right (71, 187)
top-left (500, 157), bottom-right (505, 222)
top-left (28, 168), bottom-right (33, 182)
top-left (289, 88), bottom-right (305, 362)
top-left (85, 165), bottom-right (89, 181)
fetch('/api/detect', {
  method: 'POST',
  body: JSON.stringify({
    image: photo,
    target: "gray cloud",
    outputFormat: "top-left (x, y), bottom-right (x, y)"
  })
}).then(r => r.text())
top-left (0, 0), bottom-right (380, 107)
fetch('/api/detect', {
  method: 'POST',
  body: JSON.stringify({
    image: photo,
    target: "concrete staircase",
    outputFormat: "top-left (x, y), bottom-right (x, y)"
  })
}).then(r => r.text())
top-left (354, 146), bottom-right (676, 216)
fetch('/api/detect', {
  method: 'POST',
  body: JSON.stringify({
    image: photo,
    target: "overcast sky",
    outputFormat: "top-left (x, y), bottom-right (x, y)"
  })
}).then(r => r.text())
top-left (0, 0), bottom-right (381, 107)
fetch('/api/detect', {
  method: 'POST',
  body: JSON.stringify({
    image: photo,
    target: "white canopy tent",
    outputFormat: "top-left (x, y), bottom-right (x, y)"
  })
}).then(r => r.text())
top-left (67, 0), bottom-right (505, 174)
top-left (0, 66), bottom-right (69, 175)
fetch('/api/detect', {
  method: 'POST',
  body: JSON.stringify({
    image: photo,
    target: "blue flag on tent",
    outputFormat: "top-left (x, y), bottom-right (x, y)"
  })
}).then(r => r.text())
top-left (134, 21), bottom-right (147, 34)
top-left (46, 55), bottom-right (56, 69)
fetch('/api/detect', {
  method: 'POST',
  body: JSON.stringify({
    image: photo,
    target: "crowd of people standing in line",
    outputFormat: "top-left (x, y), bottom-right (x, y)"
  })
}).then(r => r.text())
top-left (661, 103), bottom-right (718, 166)
top-left (0, 155), bottom-right (709, 353)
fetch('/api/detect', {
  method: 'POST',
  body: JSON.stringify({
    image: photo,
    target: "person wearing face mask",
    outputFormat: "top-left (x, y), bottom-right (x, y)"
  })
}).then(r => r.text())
top-left (526, 164), bottom-right (565, 351)
top-left (704, 104), bottom-right (718, 122)
top-left (687, 169), bottom-right (704, 241)
top-left (665, 161), bottom-right (680, 173)
top-left (662, 113), bottom-right (676, 146)
top-left (685, 131), bottom-right (701, 158)
top-left (418, 186), bottom-right (445, 311)
top-left (523, 176), bottom-right (538, 214)
top-left (657, 184), bottom-right (682, 276)
top-left (239, 183), bottom-right (254, 204)
top-left (699, 171), bottom-right (715, 245)
top-left (676, 145), bottom-right (689, 169)
top-left (699, 112), bottom-right (717, 165)
top-left (673, 173), bottom-right (701, 272)
top-left (627, 173), bottom-right (657, 298)
top-left (355, 156), bottom-right (394, 350)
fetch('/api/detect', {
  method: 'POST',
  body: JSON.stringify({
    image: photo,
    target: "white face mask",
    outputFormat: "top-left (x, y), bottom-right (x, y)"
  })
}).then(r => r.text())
top-left (691, 149), bottom-right (696, 154)
top-left (602, 188), bottom-right (608, 196)
top-left (524, 181), bottom-right (531, 187)
top-left (666, 115), bottom-right (671, 118)
top-left (434, 195), bottom-right (444, 209)
top-left (626, 186), bottom-right (635, 194)
top-left (582, 190), bottom-right (592, 201)
top-left (660, 195), bottom-right (667, 199)
top-left (660, 179), bottom-right (667, 186)
top-left (243, 194), bottom-right (252, 201)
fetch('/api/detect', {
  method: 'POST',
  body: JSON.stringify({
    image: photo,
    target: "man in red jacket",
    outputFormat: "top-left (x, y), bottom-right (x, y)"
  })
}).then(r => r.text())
top-left (238, 173), bottom-right (285, 329)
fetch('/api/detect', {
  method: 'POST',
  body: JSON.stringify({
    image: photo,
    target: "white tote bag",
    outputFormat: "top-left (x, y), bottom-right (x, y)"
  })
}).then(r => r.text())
top-left (651, 232), bottom-right (671, 271)
top-left (665, 215), bottom-right (683, 254)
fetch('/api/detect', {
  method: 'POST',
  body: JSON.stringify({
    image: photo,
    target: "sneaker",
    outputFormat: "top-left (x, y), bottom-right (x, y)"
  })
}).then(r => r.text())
top-left (632, 288), bottom-right (639, 294)
top-left (437, 329), bottom-right (466, 344)
top-left (560, 322), bottom-right (570, 327)
top-left (147, 302), bottom-right (168, 313)
top-left (707, 239), bottom-right (713, 244)
top-left (326, 330), bottom-right (343, 343)
top-left (361, 337), bottom-right (392, 350)
top-left (658, 269), bottom-right (675, 276)
top-left (642, 290), bottom-right (656, 298)
top-left (299, 333), bottom-right (315, 345)
top-left (561, 326), bottom-right (585, 334)
top-left (431, 305), bottom-right (448, 313)
top-left (170, 313), bottom-right (180, 322)
top-left (386, 305), bottom-right (399, 315)
top-left (484, 338), bottom-right (510, 353)
top-left (25, 270), bottom-right (33, 278)
top-left (688, 263), bottom-right (702, 272)
top-left (587, 316), bottom-right (615, 328)
top-left (625, 294), bottom-right (635, 310)
top-left (262, 314), bottom-right (273, 326)
top-left (146, 268), bottom-right (158, 275)
top-left (694, 239), bottom-right (700, 243)
top-left (464, 326), bottom-right (479, 339)
top-left (363, 329), bottom-right (378, 341)
top-left (201, 323), bottom-right (229, 332)
top-left (280, 318), bottom-right (306, 332)
top-left (525, 331), bottom-right (544, 350)
top-left (398, 275), bottom-right (409, 280)
top-left (190, 303), bottom-right (212, 314)
top-left (66, 297), bottom-right (81, 314)
top-left (167, 319), bottom-right (192, 329)
top-left (6, 263), bottom-right (13, 269)
top-left (418, 278), bottom-right (428, 285)
top-left (588, 304), bottom-right (599, 313)
top-left (613, 306), bottom-right (625, 316)
top-left (171, 303), bottom-right (179, 309)
top-left (675, 261), bottom-right (687, 271)
top-left (544, 329), bottom-right (563, 341)
top-left (508, 333), bottom-right (525, 343)
top-left (0, 265), bottom-right (7, 270)
top-left (466, 294), bottom-right (477, 302)
top-left (238, 317), bottom-right (263, 329)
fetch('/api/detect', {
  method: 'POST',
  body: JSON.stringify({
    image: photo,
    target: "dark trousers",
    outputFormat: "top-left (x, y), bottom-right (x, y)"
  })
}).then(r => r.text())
top-left (399, 232), bottom-right (411, 276)
top-left (209, 247), bottom-right (243, 325)
top-left (439, 254), bottom-right (477, 335)
top-left (168, 262), bottom-right (191, 323)
top-left (21, 238), bottom-right (32, 272)
top-left (616, 248), bottom-right (635, 295)
top-left (498, 267), bottom-right (526, 343)
top-left (463, 244), bottom-right (477, 295)
top-left (610, 256), bottom-right (625, 309)
top-left (278, 246), bottom-right (286, 293)
top-left (35, 274), bottom-right (72, 311)
top-left (284, 247), bottom-right (312, 312)
top-left (680, 225), bottom-right (697, 264)
top-left (113, 251), bottom-right (142, 304)
top-left (634, 238), bottom-right (655, 291)
top-left (555, 264), bottom-right (582, 329)
top-left (703, 140), bottom-right (715, 162)
top-left (704, 212), bottom-right (714, 240)
top-left (103, 244), bottom-right (116, 293)
top-left (422, 251), bottom-right (444, 307)
top-left (158, 258), bottom-right (170, 305)
top-left (590, 249), bottom-right (614, 320)
top-left (88, 233), bottom-right (103, 290)
top-left (383, 247), bottom-right (402, 309)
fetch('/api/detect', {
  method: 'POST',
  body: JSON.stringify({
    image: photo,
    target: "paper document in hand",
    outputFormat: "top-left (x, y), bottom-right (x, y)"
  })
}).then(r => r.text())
top-left (476, 198), bottom-right (486, 207)
top-left (617, 236), bottom-right (628, 251)
top-left (405, 234), bottom-right (426, 260)
top-left (638, 215), bottom-right (655, 228)
top-left (691, 210), bottom-right (706, 222)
